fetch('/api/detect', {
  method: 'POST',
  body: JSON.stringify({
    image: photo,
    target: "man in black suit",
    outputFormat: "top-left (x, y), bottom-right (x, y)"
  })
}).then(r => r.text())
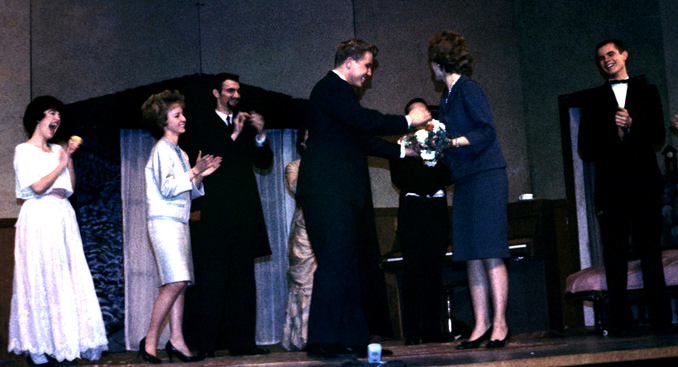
top-left (578, 39), bottom-right (672, 335)
top-left (296, 39), bottom-right (431, 359)
top-left (389, 98), bottom-right (452, 345)
top-left (180, 73), bottom-right (273, 356)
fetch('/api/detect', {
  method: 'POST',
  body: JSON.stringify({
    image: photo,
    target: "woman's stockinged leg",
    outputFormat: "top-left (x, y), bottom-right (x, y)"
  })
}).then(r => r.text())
top-left (145, 281), bottom-right (188, 356)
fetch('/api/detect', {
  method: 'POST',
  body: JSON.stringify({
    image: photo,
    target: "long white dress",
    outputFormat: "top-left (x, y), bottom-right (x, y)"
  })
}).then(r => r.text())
top-left (8, 143), bottom-right (108, 362)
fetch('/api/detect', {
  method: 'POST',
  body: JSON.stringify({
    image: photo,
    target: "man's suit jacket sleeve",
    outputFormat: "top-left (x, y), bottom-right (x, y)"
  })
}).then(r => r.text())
top-left (315, 72), bottom-right (408, 136)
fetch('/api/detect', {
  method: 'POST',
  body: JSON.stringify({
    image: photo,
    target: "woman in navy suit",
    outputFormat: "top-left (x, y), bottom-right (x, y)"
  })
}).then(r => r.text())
top-left (428, 30), bottom-right (511, 349)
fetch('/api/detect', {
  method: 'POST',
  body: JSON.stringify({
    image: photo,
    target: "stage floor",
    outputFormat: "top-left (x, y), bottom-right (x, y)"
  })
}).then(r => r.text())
top-left (2, 329), bottom-right (678, 367)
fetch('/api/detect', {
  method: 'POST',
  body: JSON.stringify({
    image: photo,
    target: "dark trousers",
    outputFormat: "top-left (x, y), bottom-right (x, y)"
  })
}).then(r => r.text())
top-left (300, 196), bottom-right (371, 346)
top-left (398, 195), bottom-right (449, 341)
top-left (597, 189), bottom-right (671, 331)
top-left (183, 221), bottom-right (258, 353)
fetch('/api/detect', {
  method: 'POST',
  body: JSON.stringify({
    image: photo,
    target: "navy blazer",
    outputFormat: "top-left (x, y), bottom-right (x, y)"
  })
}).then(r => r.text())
top-left (439, 75), bottom-right (506, 181)
top-left (297, 71), bottom-right (409, 207)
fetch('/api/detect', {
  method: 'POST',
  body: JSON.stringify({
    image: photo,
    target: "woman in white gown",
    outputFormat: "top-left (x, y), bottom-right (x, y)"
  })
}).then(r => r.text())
top-left (8, 96), bottom-right (108, 365)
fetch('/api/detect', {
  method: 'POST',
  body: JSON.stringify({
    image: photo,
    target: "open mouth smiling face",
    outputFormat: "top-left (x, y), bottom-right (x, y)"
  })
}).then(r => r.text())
top-left (39, 109), bottom-right (61, 138)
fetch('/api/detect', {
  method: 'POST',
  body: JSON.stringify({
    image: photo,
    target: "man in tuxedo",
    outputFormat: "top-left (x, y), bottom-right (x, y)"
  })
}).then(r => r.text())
top-left (389, 98), bottom-right (452, 345)
top-left (296, 39), bottom-right (431, 359)
top-left (180, 73), bottom-right (273, 356)
top-left (578, 39), bottom-right (672, 336)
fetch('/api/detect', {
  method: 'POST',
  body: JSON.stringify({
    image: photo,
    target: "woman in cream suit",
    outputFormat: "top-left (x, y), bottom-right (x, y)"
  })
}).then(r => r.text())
top-left (139, 90), bottom-right (221, 364)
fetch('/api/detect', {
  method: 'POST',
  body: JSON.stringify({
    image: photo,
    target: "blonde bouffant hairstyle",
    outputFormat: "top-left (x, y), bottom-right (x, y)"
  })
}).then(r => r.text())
top-left (428, 30), bottom-right (473, 77)
top-left (141, 90), bottom-right (185, 139)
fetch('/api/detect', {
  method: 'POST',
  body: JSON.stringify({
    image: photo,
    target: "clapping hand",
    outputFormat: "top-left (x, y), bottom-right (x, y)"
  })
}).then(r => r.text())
top-left (231, 112), bottom-right (249, 140)
top-left (193, 151), bottom-right (222, 178)
top-left (200, 156), bottom-right (222, 177)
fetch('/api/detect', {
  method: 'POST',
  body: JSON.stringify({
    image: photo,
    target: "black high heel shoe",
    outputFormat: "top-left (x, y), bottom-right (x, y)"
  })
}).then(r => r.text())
top-left (485, 328), bottom-right (510, 349)
top-left (165, 341), bottom-right (205, 363)
top-left (138, 338), bottom-right (162, 364)
top-left (455, 326), bottom-right (492, 350)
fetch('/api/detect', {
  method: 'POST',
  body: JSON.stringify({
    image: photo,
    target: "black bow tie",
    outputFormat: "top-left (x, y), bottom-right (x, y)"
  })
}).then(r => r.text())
top-left (610, 79), bottom-right (629, 84)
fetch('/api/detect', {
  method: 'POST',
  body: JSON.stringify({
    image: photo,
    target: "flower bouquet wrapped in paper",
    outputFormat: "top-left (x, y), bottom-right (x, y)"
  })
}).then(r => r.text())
top-left (399, 119), bottom-right (454, 166)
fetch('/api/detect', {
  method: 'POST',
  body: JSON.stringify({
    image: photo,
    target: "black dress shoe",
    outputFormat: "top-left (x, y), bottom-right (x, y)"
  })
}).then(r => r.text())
top-left (138, 338), bottom-right (162, 364)
top-left (455, 326), bottom-right (492, 350)
top-left (485, 329), bottom-right (510, 349)
top-left (229, 346), bottom-right (270, 356)
top-left (165, 341), bottom-right (205, 362)
top-left (306, 343), bottom-right (357, 359)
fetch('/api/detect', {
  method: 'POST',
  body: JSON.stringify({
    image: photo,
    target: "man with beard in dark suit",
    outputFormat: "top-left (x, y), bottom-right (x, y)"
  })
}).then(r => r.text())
top-left (180, 73), bottom-right (273, 356)
top-left (297, 39), bottom-right (431, 359)
top-left (578, 39), bottom-right (673, 336)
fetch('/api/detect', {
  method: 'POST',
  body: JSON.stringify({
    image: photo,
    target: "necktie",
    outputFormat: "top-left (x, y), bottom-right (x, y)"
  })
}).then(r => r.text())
top-left (226, 115), bottom-right (234, 134)
top-left (610, 79), bottom-right (629, 84)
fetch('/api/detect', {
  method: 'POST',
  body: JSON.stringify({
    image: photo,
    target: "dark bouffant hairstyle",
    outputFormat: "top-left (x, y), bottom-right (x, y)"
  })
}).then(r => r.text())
top-left (428, 30), bottom-right (473, 77)
top-left (141, 90), bottom-right (185, 139)
top-left (404, 98), bottom-right (428, 114)
top-left (334, 39), bottom-right (379, 67)
top-left (23, 95), bottom-right (64, 138)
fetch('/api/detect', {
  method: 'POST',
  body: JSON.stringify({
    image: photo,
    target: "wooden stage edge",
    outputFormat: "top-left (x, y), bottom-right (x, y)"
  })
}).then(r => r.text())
top-left (4, 331), bottom-right (678, 367)
top-left (455, 346), bottom-right (678, 367)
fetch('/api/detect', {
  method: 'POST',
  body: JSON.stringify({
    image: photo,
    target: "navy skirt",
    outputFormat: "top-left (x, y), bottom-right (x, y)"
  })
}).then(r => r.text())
top-left (451, 168), bottom-right (510, 262)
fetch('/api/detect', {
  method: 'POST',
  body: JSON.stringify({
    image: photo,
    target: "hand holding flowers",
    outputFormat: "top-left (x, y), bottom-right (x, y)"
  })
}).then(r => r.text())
top-left (399, 119), bottom-right (454, 166)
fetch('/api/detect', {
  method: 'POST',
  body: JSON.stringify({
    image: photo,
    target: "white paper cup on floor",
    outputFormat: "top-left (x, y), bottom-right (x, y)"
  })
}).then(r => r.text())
top-left (367, 343), bottom-right (382, 363)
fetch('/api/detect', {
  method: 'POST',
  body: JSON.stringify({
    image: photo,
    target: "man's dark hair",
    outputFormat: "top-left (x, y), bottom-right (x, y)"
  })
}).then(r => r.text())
top-left (404, 98), bottom-right (428, 114)
top-left (595, 39), bottom-right (626, 56)
top-left (212, 73), bottom-right (240, 92)
top-left (334, 39), bottom-right (378, 67)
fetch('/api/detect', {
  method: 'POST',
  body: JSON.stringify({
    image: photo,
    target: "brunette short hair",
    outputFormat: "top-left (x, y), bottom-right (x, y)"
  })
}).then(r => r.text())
top-left (428, 30), bottom-right (473, 77)
top-left (141, 90), bottom-right (185, 139)
top-left (23, 96), bottom-right (64, 138)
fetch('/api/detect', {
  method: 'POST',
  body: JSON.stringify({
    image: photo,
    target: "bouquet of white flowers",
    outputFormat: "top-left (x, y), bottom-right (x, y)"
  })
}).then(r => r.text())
top-left (399, 119), bottom-right (454, 167)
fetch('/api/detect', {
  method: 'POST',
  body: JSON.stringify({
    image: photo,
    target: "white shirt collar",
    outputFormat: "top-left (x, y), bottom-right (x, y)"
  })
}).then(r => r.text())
top-left (332, 69), bottom-right (347, 81)
top-left (215, 109), bottom-right (233, 124)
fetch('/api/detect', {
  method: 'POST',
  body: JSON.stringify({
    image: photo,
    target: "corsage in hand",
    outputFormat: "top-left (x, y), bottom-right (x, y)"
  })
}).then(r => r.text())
top-left (399, 119), bottom-right (453, 167)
